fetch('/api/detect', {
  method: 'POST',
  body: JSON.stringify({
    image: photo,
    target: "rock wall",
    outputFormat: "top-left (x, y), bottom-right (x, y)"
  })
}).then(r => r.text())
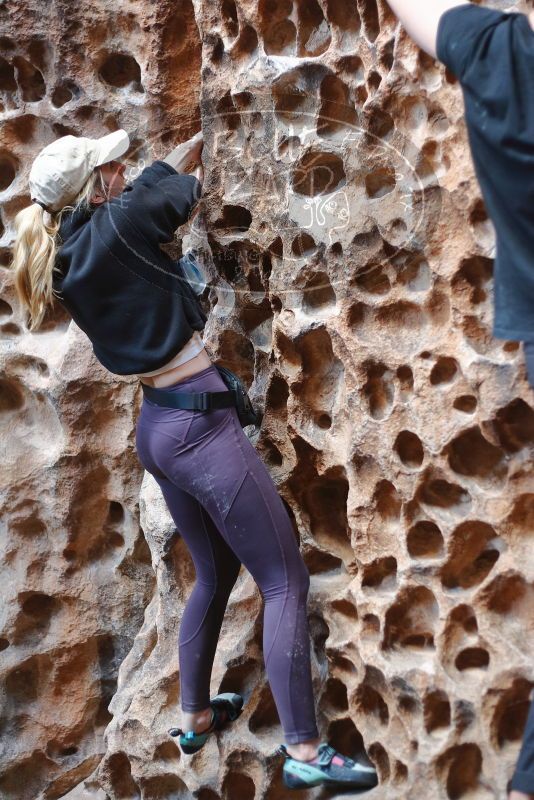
top-left (0, 1), bottom-right (533, 799)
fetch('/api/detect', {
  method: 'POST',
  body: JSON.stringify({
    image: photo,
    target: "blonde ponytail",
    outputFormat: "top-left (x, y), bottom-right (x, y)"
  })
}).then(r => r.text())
top-left (11, 169), bottom-right (102, 330)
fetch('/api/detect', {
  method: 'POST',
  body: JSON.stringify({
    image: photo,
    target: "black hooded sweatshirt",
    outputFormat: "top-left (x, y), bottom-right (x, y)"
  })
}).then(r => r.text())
top-left (53, 160), bottom-right (206, 375)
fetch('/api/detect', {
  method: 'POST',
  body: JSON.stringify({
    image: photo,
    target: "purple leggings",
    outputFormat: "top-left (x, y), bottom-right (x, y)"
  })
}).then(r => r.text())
top-left (135, 364), bottom-right (319, 744)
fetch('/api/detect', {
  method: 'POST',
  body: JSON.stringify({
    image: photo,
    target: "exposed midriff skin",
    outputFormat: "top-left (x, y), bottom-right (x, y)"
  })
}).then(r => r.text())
top-left (139, 347), bottom-right (212, 388)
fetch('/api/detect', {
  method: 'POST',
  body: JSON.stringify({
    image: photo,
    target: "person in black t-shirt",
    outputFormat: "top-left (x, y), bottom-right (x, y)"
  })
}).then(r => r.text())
top-left (385, 3), bottom-right (534, 799)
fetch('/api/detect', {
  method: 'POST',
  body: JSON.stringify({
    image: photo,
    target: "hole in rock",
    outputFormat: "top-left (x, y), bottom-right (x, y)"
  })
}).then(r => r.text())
top-left (13, 57), bottom-right (45, 101)
top-left (452, 256), bottom-right (493, 305)
top-left (383, 586), bottom-right (438, 650)
top-left (105, 752), bottom-right (141, 798)
top-left (141, 773), bottom-right (188, 800)
top-left (154, 741), bottom-right (180, 762)
top-left (266, 374), bottom-right (289, 413)
top-left (453, 395), bottom-right (477, 413)
top-left (216, 91), bottom-right (241, 129)
top-left (249, 684), bottom-right (279, 734)
top-left (430, 356), bottom-right (458, 385)
top-left (373, 480), bottom-right (401, 520)
top-left (221, 0), bottom-right (239, 39)
top-left (394, 430), bottom-right (424, 468)
top-left (0, 377), bottom-right (24, 413)
top-left (322, 677), bottom-right (349, 712)
top-left (363, 362), bottom-right (394, 420)
top-left (261, 438), bottom-right (283, 467)
top-left (1, 321), bottom-right (20, 336)
top-left (355, 263), bottom-right (391, 294)
top-left (360, 0), bottom-right (380, 41)
top-left (210, 35), bottom-right (224, 63)
top-left (302, 271), bottom-right (336, 312)
top-left (99, 52), bottom-right (142, 89)
top-left (218, 658), bottom-right (258, 698)
top-left (438, 743), bottom-right (482, 800)
top-left (0, 151), bottom-right (17, 190)
top-left (362, 614), bottom-right (380, 637)
top-left (299, 468), bottom-right (350, 557)
top-left (328, 717), bottom-right (366, 762)
top-left (366, 107), bottom-right (394, 138)
top-left (46, 742), bottom-right (78, 758)
top-left (469, 198), bottom-right (488, 226)
top-left (329, 652), bottom-right (357, 675)
top-left (0, 751), bottom-right (56, 799)
top-left (507, 494), bottom-right (534, 536)
top-left (394, 761), bottom-right (408, 783)
top-left (480, 571), bottom-right (530, 615)
top-left (6, 653), bottom-right (51, 702)
top-left (269, 236), bottom-right (283, 259)
top-left (304, 546), bottom-right (343, 574)
top-left (196, 790), bottom-right (220, 800)
top-left (20, 591), bottom-right (59, 624)
top-left (291, 232), bottom-right (316, 257)
top-left (0, 638), bottom-right (9, 651)
top-left (9, 502), bottom-right (46, 537)
top-left (0, 55), bottom-right (16, 92)
top-left (368, 70), bottom-right (382, 92)
top-left (375, 300), bottom-right (426, 336)
top-left (397, 365), bottom-right (414, 392)
top-left (317, 74), bottom-right (358, 137)
top-left (407, 520), bottom-right (444, 558)
top-left (397, 690), bottom-right (419, 715)
top-left (0, 298), bottom-right (12, 316)
top-left (491, 678), bottom-right (533, 748)
top-left (366, 167), bottom-right (396, 199)
top-left (51, 80), bottom-right (78, 107)
top-left (448, 604), bottom-right (478, 634)
top-left (361, 556), bottom-right (397, 590)
top-left (368, 742), bottom-right (390, 781)
top-left (331, 598), bottom-right (358, 620)
top-left (309, 613), bottom-right (330, 664)
top-left (218, 330), bottom-right (254, 387)
top-left (222, 772), bottom-right (255, 800)
top-left (355, 685), bottom-right (389, 725)
top-left (445, 426), bottom-right (504, 480)
top-left (214, 204), bottom-right (252, 231)
top-left (259, 0), bottom-right (296, 56)
top-left (297, 0), bottom-right (331, 57)
top-left (418, 477), bottom-right (471, 513)
top-left (326, 0), bottom-right (360, 31)
top-left (441, 520), bottom-right (500, 590)
top-left (424, 689), bottom-right (451, 733)
top-left (37, 297), bottom-right (72, 331)
top-left (106, 500), bottom-right (125, 524)
top-left (455, 647), bottom-right (489, 671)
top-left (494, 399), bottom-right (534, 453)
top-left (291, 326), bottom-right (344, 426)
top-left (396, 254), bottom-right (432, 291)
top-left (291, 150), bottom-right (346, 196)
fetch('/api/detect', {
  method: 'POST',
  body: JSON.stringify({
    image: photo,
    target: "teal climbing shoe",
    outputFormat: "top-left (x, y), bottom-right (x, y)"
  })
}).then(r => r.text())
top-left (168, 692), bottom-right (243, 755)
top-left (278, 742), bottom-right (378, 790)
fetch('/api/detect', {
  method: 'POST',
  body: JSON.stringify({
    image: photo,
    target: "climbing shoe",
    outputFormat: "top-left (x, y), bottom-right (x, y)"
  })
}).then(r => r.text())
top-left (168, 692), bottom-right (243, 754)
top-left (278, 742), bottom-right (378, 790)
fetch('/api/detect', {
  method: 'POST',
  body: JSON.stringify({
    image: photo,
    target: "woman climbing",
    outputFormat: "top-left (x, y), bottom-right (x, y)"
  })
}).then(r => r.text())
top-left (11, 129), bottom-right (377, 792)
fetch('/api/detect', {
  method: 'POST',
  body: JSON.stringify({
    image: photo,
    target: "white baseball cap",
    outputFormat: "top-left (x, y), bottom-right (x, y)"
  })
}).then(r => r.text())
top-left (29, 129), bottom-right (130, 212)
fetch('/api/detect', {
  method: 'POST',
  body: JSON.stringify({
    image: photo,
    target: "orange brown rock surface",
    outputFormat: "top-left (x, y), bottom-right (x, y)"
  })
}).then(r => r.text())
top-left (0, 1), bottom-right (533, 798)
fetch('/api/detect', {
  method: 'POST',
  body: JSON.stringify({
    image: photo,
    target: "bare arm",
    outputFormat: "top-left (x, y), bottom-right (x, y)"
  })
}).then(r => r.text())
top-left (163, 131), bottom-right (203, 174)
top-left (386, 0), bottom-right (470, 57)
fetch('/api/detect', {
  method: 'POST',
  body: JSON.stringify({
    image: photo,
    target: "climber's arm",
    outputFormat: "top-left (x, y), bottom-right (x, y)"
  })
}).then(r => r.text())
top-left (386, 0), bottom-right (469, 58)
top-left (163, 131), bottom-right (203, 173)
